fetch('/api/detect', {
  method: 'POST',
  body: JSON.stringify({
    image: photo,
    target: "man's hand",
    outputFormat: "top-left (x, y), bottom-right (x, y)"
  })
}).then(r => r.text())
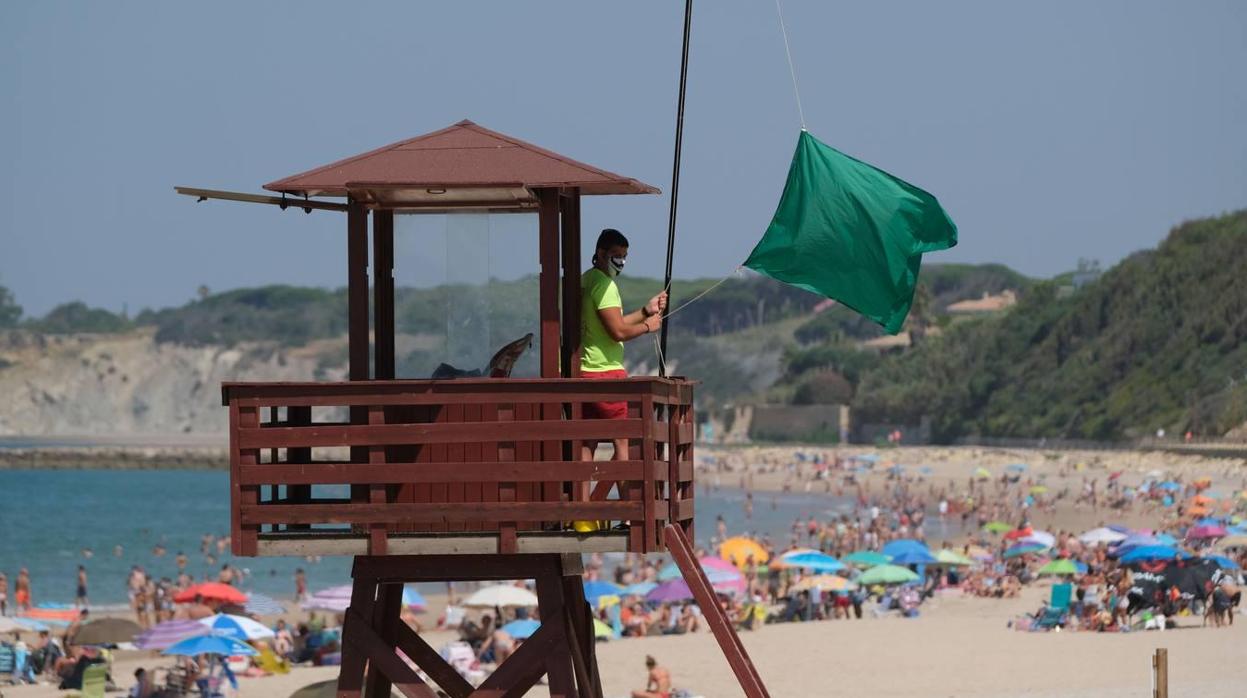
top-left (645, 291), bottom-right (669, 317)
top-left (643, 314), bottom-right (662, 334)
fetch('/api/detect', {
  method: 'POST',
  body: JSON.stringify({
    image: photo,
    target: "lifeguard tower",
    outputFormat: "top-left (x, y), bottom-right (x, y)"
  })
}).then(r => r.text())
top-left (180, 120), bottom-right (767, 698)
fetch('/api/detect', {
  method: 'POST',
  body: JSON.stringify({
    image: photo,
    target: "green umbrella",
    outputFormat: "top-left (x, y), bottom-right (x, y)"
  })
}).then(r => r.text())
top-left (1037, 559), bottom-right (1078, 576)
top-left (857, 564), bottom-right (920, 586)
top-left (843, 551), bottom-right (892, 567)
top-left (983, 521), bottom-right (1012, 534)
top-left (934, 549), bottom-right (974, 567)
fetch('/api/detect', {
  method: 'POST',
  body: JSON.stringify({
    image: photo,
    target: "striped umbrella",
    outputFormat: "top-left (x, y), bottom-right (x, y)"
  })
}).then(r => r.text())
top-left (199, 614), bottom-right (275, 641)
top-left (301, 585), bottom-right (353, 613)
top-left (244, 593), bottom-right (286, 616)
top-left (133, 619), bottom-right (207, 650)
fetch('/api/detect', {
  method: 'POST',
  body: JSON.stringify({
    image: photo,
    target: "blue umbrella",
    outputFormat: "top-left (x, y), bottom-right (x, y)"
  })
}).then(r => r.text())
top-left (620, 582), bottom-right (657, 597)
top-left (1003, 543), bottom-right (1045, 559)
top-left (500, 619), bottom-right (541, 639)
top-left (1006, 463), bottom-right (1028, 472)
top-left (1196, 517), bottom-right (1224, 527)
top-left (1157, 481), bottom-right (1182, 491)
top-left (881, 539), bottom-right (929, 558)
top-left (582, 580), bottom-right (623, 606)
top-left (889, 549), bottom-right (937, 565)
top-left (402, 587), bottom-right (427, 610)
top-left (1073, 561), bottom-right (1089, 574)
top-left (162, 633), bottom-right (257, 657)
top-left (242, 593), bottom-right (285, 616)
top-left (779, 551), bottom-right (845, 573)
top-left (1152, 533), bottom-right (1178, 546)
top-left (1120, 546), bottom-right (1191, 563)
top-left (1208, 555), bottom-right (1240, 570)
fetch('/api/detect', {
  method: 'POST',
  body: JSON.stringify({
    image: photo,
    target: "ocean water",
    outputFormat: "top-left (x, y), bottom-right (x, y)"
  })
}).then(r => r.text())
top-left (0, 469), bottom-right (855, 606)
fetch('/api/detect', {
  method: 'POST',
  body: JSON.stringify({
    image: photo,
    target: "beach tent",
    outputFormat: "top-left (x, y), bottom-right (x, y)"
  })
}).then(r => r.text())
top-left (857, 565), bottom-right (920, 586)
top-left (843, 551), bottom-right (892, 567)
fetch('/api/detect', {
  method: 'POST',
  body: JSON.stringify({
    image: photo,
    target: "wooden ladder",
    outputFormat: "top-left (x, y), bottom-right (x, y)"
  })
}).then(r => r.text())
top-left (664, 524), bottom-right (771, 698)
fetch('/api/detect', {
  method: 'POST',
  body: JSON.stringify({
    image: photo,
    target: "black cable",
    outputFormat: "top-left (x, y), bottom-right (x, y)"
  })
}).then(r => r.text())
top-left (659, 0), bottom-right (693, 378)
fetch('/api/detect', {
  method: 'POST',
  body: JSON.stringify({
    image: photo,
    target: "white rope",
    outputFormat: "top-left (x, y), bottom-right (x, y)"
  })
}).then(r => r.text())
top-left (652, 266), bottom-right (743, 374)
top-left (773, 0), bottom-right (807, 130)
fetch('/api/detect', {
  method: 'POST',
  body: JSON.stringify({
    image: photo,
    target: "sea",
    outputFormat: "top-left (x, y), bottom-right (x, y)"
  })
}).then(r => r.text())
top-left (0, 469), bottom-right (861, 606)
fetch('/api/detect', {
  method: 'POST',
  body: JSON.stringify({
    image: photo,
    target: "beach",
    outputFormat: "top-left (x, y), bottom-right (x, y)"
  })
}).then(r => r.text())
top-left (3, 443), bottom-right (1246, 697)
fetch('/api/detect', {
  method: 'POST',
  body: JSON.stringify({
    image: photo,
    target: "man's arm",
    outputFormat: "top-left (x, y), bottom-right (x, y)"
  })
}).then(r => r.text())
top-left (598, 307), bottom-right (661, 342)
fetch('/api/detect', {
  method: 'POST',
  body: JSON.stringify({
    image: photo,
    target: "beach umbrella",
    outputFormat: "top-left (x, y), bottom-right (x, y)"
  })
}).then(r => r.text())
top-left (199, 614), bottom-right (275, 641)
top-left (982, 521), bottom-right (1012, 534)
top-left (1214, 534), bottom-right (1247, 551)
top-left (973, 467), bottom-right (991, 480)
top-left (402, 587), bottom-right (427, 612)
top-left (620, 582), bottom-right (657, 597)
top-left (657, 559), bottom-right (742, 584)
top-left (1029, 485), bottom-right (1048, 495)
top-left (1003, 527), bottom-right (1034, 541)
top-left (881, 539), bottom-right (929, 557)
top-left (133, 619), bottom-right (208, 650)
top-left (1020, 531), bottom-right (1056, 549)
top-left (934, 550), bottom-right (974, 566)
top-left (1119, 546), bottom-right (1192, 563)
top-left (243, 593), bottom-right (286, 616)
top-left (857, 565), bottom-right (920, 586)
top-left (843, 551), bottom-right (892, 567)
top-left (301, 585), bottom-right (353, 613)
top-left (499, 619), bottom-right (540, 640)
top-left (777, 550), bottom-right (845, 573)
top-left (1157, 481), bottom-right (1182, 492)
top-left (1006, 463), bottom-right (1028, 473)
top-left (889, 549), bottom-right (937, 565)
top-left (583, 580), bottom-right (623, 607)
top-left (964, 545), bottom-right (994, 561)
top-left (720, 537), bottom-right (769, 568)
top-left (173, 582), bottom-right (248, 605)
top-left (593, 618), bottom-right (617, 640)
top-left (162, 632), bottom-right (257, 657)
top-left (1195, 517), bottom-right (1224, 527)
top-left (463, 585), bottom-right (538, 609)
top-left (1037, 559), bottom-right (1078, 576)
top-left (1003, 543), bottom-right (1046, 559)
top-left (1187, 525), bottom-right (1228, 540)
top-left (1079, 527), bottom-right (1128, 545)
top-left (1207, 555), bottom-right (1240, 570)
top-left (645, 580), bottom-right (695, 604)
top-left (789, 575), bottom-right (856, 593)
top-left (72, 618), bottom-right (142, 646)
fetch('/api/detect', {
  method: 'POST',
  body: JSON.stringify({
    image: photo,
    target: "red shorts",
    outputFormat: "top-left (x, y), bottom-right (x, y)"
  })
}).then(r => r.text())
top-left (582, 369), bottom-right (629, 420)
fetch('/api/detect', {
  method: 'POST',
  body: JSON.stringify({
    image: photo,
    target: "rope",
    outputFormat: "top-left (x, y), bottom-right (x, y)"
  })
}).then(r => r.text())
top-left (653, 267), bottom-right (743, 375)
top-left (773, 0), bottom-right (807, 130)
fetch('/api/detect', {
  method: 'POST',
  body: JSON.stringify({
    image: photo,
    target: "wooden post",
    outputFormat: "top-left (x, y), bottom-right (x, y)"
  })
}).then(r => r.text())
top-left (373, 209), bottom-right (395, 380)
top-left (538, 188), bottom-right (561, 379)
top-left (1153, 648), bottom-right (1168, 698)
top-left (347, 200), bottom-right (370, 511)
top-left (560, 189), bottom-right (582, 379)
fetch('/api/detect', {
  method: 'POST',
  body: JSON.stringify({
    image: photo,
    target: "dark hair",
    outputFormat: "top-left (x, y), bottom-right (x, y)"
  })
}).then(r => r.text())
top-left (595, 228), bottom-right (629, 253)
top-left (645, 655), bottom-right (657, 668)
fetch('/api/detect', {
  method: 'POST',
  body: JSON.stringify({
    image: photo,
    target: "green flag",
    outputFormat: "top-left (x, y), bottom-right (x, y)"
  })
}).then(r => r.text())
top-left (744, 131), bottom-right (957, 334)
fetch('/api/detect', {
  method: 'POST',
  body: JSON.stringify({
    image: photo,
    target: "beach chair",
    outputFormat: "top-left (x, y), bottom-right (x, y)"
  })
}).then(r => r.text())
top-left (78, 663), bottom-right (106, 698)
top-left (1032, 582), bottom-right (1073, 630)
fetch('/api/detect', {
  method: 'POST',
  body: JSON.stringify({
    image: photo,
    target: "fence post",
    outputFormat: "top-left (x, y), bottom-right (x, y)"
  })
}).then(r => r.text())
top-left (1152, 648), bottom-right (1167, 698)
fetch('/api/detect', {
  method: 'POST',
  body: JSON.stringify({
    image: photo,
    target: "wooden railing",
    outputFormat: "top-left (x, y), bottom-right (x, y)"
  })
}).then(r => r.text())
top-left (222, 377), bottom-right (695, 557)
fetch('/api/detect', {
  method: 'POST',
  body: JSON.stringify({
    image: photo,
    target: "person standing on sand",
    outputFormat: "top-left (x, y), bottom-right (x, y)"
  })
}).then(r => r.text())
top-left (0, 572), bottom-right (8, 615)
top-left (15, 568), bottom-right (32, 613)
top-left (294, 568), bottom-right (307, 602)
top-left (632, 655), bottom-right (673, 698)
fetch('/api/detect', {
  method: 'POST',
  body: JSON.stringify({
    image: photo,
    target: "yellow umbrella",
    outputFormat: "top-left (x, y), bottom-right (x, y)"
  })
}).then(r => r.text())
top-left (720, 537), bottom-right (770, 568)
top-left (1029, 485), bottom-right (1049, 495)
top-left (789, 575), bottom-right (855, 593)
top-left (973, 467), bottom-right (991, 480)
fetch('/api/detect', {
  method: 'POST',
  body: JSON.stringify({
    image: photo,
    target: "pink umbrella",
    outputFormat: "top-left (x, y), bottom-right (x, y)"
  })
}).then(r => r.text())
top-left (1188, 525), bottom-right (1228, 540)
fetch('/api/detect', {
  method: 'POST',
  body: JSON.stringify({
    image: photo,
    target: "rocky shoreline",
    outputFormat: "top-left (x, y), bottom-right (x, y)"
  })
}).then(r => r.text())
top-left (0, 445), bottom-right (228, 469)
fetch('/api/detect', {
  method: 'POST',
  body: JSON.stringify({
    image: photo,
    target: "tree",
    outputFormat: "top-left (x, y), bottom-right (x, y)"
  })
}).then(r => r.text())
top-left (0, 285), bottom-right (20, 328)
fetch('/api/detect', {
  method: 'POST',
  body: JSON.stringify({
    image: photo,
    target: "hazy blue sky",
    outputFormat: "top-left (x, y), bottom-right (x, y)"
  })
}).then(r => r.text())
top-left (2, 1), bottom-right (1245, 316)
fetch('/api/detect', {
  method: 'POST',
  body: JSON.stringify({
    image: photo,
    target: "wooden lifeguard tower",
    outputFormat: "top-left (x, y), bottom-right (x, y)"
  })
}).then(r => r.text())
top-left (179, 120), bottom-right (768, 698)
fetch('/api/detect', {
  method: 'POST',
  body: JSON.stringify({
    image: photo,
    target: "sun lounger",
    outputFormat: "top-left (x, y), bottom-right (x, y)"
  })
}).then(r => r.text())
top-left (1031, 582), bottom-right (1073, 630)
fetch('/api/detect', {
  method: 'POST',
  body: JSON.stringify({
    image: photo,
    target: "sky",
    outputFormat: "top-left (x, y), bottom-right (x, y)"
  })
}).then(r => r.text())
top-left (1, 1), bottom-right (1245, 316)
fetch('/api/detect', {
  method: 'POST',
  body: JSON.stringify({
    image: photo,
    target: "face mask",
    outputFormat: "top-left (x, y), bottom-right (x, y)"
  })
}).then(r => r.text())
top-left (608, 256), bottom-right (626, 277)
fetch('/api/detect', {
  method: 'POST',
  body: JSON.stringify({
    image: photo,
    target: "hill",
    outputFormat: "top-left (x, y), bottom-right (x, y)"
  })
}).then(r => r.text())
top-left (852, 210), bottom-right (1247, 441)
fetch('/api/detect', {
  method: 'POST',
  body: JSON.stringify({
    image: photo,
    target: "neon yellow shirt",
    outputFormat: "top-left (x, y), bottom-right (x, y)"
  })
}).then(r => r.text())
top-left (580, 267), bottom-right (625, 372)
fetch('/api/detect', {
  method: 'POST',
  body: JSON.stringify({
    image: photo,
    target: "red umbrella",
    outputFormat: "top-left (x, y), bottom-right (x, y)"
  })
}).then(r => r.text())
top-left (173, 583), bottom-right (247, 605)
top-left (1003, 527), bottom-right (1034, 541)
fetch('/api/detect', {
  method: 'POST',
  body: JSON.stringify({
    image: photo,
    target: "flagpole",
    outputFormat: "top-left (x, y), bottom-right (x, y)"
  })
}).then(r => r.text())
top-left (659, 0), bottom-right (692, 378)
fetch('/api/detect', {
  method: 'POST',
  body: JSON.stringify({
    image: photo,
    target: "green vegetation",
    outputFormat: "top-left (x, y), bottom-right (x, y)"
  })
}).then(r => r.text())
top-left (0, 285), bottom-right (20, 328)
top-left (28, 302), bottom-right (130, 334)
top-left (852, 210), bottom-right (1247, 440)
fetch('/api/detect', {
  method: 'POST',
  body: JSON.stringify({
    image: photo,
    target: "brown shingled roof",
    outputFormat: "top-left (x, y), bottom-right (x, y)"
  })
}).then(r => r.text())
top-left (264, 120), bottom-right (659, 209)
